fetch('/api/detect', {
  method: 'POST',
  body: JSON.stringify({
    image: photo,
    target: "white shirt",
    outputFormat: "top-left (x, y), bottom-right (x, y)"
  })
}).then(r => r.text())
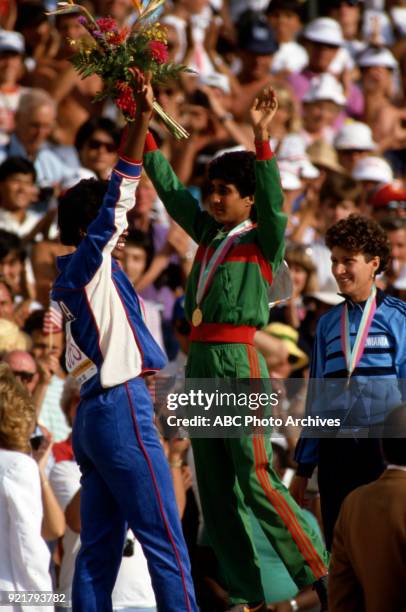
top-left (0, 208), bottom-right (42, 238)
top-left (49, 459), bottom-right (156, 609)
top-left (0, 449), bottom-right (52, 612)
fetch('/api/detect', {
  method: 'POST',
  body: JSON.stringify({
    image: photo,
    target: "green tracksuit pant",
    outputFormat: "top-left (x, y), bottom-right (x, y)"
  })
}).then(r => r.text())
top-left (187, 342), bottom-right (329, 604)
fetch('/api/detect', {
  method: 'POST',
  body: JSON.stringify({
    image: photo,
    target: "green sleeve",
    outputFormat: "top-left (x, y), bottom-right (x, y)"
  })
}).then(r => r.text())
top-left (254, 157), bottom-right (287, 272)
top-left (144, 149), bottom-right (214, 244)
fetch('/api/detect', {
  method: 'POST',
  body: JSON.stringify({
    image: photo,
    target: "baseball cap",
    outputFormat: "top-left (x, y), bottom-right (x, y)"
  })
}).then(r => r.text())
top-left (357, 47), bottom-right (398, 69)
top-left (370, 183), bottom-right (406, 209)
top-left (352, 156), bottom-right (394, 183)
top-left (0, 30), bottom-right (25, 54)
top-left (334, 121), bottom-right (376, 151)
top-left (302, 17), bottom-right (344, 47)
top-left (238, 15), bottom-right (279, 55)
top-left (303, 73), bottom-right (346, 106)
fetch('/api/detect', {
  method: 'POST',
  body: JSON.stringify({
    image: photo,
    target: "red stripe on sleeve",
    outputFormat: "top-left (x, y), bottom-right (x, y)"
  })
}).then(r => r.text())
top-left (255, 141), bottom-right (273, 160)
top-left (144, 132), bottom-right (158, 154)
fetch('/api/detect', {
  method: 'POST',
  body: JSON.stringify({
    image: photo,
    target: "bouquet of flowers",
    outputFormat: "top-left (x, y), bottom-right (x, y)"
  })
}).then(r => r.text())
top-left (47, 0), bottom-right (192, 138)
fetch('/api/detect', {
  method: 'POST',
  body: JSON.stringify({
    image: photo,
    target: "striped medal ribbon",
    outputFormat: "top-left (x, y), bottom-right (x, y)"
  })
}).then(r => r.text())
top-left (341, 284), bottom-right (377, 384)
top-left (192, 220), bottom-right (255, 327)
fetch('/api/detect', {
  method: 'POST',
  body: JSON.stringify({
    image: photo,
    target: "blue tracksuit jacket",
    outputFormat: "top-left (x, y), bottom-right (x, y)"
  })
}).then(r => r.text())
top-left (51, 156), bottom-right (167, 397)
top-left (295, 289), bottom-right (406, 475)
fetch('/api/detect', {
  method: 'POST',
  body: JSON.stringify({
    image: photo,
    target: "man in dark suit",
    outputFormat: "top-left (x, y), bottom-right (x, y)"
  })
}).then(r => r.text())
top-left (329, 403), bottom-right (406, 612)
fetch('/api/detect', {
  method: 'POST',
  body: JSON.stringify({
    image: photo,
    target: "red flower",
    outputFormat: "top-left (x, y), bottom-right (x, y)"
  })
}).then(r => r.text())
top-left (116, 81), bottom-right (137, 118)
top-left (109, 26), bottom-right (130, 45)
top-left (96, 17), bottom-right (118, 32)
top-left (148, 40), bottom-right (169, 64)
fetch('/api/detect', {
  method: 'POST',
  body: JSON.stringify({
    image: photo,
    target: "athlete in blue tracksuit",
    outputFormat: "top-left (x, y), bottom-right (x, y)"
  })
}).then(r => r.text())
top-left (51, 85), bottom-right (197, 612)
top-left (292, 215), bottom-right (406, 550)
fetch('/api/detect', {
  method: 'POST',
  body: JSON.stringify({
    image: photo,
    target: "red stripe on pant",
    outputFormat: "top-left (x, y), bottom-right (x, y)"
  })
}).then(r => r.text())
top-left (253, 435), bottom-right (327, 579)
top-left (124, 383), bottom-right (193, 612)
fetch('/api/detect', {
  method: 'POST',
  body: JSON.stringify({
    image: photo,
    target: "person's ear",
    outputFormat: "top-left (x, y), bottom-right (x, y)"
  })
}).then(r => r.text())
top-left (371, 256), bottom-right (380, 277)
top-left (245, 194), bottom-right (254, 208)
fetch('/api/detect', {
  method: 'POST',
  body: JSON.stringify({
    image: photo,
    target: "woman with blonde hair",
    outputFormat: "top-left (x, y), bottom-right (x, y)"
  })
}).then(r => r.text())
top-left (0, 363), bottom-right (52, 608)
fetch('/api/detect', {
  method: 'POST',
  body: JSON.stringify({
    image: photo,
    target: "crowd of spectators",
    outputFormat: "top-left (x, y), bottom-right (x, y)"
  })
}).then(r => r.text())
top-left (0, 0), bottom-right (405, 609)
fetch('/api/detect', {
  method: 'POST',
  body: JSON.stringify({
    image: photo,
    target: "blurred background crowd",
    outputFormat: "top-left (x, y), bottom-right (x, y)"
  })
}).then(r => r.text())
top-left (0, 0), bottom-right (405, 610)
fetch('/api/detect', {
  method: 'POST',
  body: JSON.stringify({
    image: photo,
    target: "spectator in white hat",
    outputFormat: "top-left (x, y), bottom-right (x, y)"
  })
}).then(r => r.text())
top-left (352, 155), bottom-right (394, 193)
top-left (358, 47), bottom-right (405, 176)
top-left (288, 17), bottom-right (364, 120)
top-left (0, 30), bottom-right (30, 146)
top-left (334, 120), bottom-right (377, 172)
top-left (301, 74), bottom-right (347, 146)
top-left (326, 0), bottom-right (367, 60)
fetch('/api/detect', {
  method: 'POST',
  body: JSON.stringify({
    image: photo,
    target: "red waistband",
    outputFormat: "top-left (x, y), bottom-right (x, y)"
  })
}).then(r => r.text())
top-left (189, 323), bottom-right (256, 344)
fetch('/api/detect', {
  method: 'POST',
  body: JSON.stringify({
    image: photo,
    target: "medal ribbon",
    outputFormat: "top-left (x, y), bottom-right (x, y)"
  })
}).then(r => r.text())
top-left (196, 220), bottom-right (255, 307)
top-left (340, 284), bottom-right (377, 378)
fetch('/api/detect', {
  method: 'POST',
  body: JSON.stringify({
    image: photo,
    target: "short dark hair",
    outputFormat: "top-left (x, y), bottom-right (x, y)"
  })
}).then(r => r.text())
top-left (381, 404), bottom-right (406, 466)
top-left (208, 151), bottom-right (256, 198)
top-left (380, 217), bottom-right (406, 233)
top-left (23, 309), bottom-right (45, 335)
top-left (0, 230), bottom-right (26, 262)
top-left (125, 229), bottom-right (154, 270)
top-left (75, 117), bottom-right (122, 151)
top-left (325, 215), bottom-right (391, 274)
top-left (58, 178), bottom-right (108, 246)
top-left (320, 174), bottom-right (362, 209)
top-left (0, 156), bottom-right (36, 183)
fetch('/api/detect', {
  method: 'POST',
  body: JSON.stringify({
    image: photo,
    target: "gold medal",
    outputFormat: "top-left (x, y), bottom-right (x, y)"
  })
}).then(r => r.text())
top-left (192, 307), bottom-right (203, 327)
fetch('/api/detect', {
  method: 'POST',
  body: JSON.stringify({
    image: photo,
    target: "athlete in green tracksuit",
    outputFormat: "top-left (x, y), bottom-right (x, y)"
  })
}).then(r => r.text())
top-left (143, 88), bottom-right (328, 610)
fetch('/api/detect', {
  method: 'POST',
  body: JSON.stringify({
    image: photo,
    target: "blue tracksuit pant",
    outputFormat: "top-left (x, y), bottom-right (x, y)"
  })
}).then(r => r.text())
top-left (71, 377), bottom-right (197, 612)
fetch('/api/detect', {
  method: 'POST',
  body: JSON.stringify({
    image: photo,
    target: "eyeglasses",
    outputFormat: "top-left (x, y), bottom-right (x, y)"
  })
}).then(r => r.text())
top-left (87, 139), bottom-right (117, 153)
top-left (12, 370), bottom-right (35, 383)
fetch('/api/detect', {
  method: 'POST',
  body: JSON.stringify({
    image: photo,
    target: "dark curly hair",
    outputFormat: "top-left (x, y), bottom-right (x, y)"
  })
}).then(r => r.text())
top-left (208, 151), bottom-right (256, 198)
top-left (58, 178), bottom-right (108, 246)
top-left (325, 214), bottom-right (391, 274)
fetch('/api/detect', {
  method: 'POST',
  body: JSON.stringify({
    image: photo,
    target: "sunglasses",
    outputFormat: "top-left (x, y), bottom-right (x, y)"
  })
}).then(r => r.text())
top-left (13, 370), bottom-right (35, 383)
top-left (87, 138), bottom-right (117, 153)
top-left (387, 201), bottom-right (406, 210)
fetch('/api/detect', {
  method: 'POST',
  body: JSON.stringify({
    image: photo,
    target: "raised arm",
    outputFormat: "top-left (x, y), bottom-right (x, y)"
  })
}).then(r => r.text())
top-left (59, 71), bottom-right (152, 287)
top-left (143, 132), bottom-right (214, 244)
top-left (251, 88), bottom-right (287, 272)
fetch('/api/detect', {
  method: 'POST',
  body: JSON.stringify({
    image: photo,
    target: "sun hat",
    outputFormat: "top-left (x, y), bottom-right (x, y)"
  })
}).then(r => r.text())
top-left (199, 72), bottom-right (231, 95)
top-left (263, 322), bottom-right (309, 371)
top-left (352, 156), bottom-right (394, 183)
top-left (357, 46), bottom-right (398, 70)
top-left (307, 140), bottom-right (346, 174)
top-left (302, 17), bottom-right (344, 47)
top-left (334, 121), bottom-right (376, 151)
top-left (303, 74), bottom-right (346, 106)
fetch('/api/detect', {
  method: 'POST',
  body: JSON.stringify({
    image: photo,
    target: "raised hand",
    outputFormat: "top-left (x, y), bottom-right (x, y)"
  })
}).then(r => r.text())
top-left (250, 86), bottom-right (278, 141)
top-left (128, 68), bottom-right (154, 117)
